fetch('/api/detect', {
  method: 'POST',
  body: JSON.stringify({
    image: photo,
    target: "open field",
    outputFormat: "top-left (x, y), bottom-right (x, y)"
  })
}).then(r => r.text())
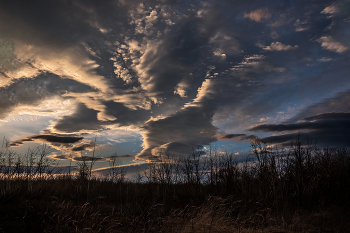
top-left (0, 139), bottom-right (349, 232)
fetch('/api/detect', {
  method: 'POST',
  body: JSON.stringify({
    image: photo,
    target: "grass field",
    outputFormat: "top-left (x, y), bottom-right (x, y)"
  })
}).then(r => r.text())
top-left (0, 138), bottom-right (349, 232)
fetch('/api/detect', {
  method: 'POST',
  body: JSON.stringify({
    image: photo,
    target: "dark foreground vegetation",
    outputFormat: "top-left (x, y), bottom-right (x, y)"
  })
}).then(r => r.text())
top-left (0, 139), bottom-right (349, 232)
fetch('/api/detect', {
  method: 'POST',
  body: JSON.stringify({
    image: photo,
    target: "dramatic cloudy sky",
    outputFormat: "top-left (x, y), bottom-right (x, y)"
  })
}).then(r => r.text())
top-left (0, 0), bottom-right (349, 168)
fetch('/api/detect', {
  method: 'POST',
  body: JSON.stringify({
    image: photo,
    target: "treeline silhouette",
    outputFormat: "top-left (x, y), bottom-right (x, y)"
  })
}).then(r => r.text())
top-left (0, 138), bottom-right (349, 232)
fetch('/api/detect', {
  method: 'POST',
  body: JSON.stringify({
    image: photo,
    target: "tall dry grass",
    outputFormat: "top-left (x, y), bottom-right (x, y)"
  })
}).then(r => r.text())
top-left (0, 137), bottom-right (349, 232)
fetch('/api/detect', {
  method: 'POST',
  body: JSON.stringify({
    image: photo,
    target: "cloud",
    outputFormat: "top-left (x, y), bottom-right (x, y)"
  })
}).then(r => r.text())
top-left (0, 73), bottom-right (91, 119)
top-left (62, 93), bottom-right (117, 122)
top-left (288, 90), bottom-right (350, 122)
top-left (250, 112), bottom-right (350, 133)
top-left (104, 154), bottom-right (134, 160)
top-left (244, 7), bottom-right (271, 22)
top-left (72, 156), bottom-right (104, 162)
top-left (136, 106), bottom-right (218, 159)
top-left (250, 112), bottom-right (350, 147)
top-left (114, 2), bottom-right (220, 104)
top-left (321, 1), bottom-right (350, 19)
top-left (0, 11), bottom-right (111, 92)
top-left (174, 80), bottom-right (190, 98)
top-left (10, 133), bottom-right (103, 161)
top-left (317, 57), bottom-right (334, 62)
top-left (52, 103), bottom-right (104, 133)
top-left (71, 143), bottom-right (96, 152)
top-left (50, 98), bottom-right (151, 134)
top-left (294, 19), bottom-right (309, 32)
top-left (317, 36), bottom-right (348, 53)
top-left (268, 14), bottom-right (287, 28)
top-left (10, 134), bottom-right (83, 146)
top-left (48, 154), bottom-right (74, 160)
top-left (0, 39), bottom-right (16, 74)
top-left (261, 130), bottom-right (350, 148)
top-left (321, 4), bottom-right (339, 16)
top-left (219, 134), bottom-right (246, 139)
top-left (304, 112), bottom-right (350, 121)
top-left (131, 27), bottom-right (202, 101)
top-left (260, 42), bottom-right (298, 51)
top-left (218, 133), bottom-right (256, 142)
top-left (210, 31), bottom-right (242, 56)
top-left (250, 120), bottom-right (333, 132)
top-left (185, 78), bottom-right (216, 108)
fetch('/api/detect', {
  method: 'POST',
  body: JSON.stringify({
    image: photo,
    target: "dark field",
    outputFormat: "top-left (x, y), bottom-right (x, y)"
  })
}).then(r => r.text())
top-left (0, 139), bottom-right (349, 232)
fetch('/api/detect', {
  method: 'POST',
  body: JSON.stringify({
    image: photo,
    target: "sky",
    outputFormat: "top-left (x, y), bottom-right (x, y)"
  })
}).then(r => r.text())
top-left (0, 0), bottom-right (349, 171)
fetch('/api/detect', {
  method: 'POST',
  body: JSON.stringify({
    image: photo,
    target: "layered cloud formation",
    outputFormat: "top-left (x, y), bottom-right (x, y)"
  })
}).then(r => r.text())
top-left (0, 0), bottom-right (349, 161)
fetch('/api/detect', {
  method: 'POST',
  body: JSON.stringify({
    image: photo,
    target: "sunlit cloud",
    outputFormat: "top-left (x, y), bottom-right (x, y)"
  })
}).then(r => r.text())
top-left (13, 42), bottom-right (111, 92)
top-left (317, 36), bottom-right (348, 53)
top-left (321, 4), bottom-right (339, 16)
top-left (244, 7), bottom-right (271, 22)
top-left (8, 97), bottom-right (77, 118)
top-left (260, 42), bottom-right (298, 51)
top-left (317, 57), bottom-right (334, 62)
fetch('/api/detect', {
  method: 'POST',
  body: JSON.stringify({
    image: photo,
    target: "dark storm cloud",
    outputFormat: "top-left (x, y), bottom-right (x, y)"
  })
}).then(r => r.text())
top-left (137, 106), bottom-right (218, 159)
top-left (10, 134), bottom-right (83, 146)
top-left (125, 2), bottom-right (234, 101)
top-left (241, 135), bottom-right (257, 141)
top-left (103, 101), bottom-right (150, 126)
top-left (218, 134), bottom-right (256, 142)
top-left (53, 103), bottom-right (104, 133)
top-left (288, 90), bottom-right (350, 122)
top-left (250, 118), bottom-right (350, 132)
top-left (261, 130), bottom-right (350, 148)
top-left (220, 134), bottom-right (246, 139)
top-left (52, 101), bottom-right (151, 133)
top-left (71, 143), bottom-right (96, 152)
top-left (304, 112), bottom-right (350, 121)
top-left (48, 154), bottom-right (73, 160)
top-left (72, 156), bottom-right (104, 162)
top-left (134, 18), bottom-right (206, 95)
top-left (50, 154), bottom-right (70, 160)
top-left (0, 0), bottom-right (129, 47)
top-left (11, 133), bottom-right (103, 161)
top-left (250, 112), bottom-right (350, 147)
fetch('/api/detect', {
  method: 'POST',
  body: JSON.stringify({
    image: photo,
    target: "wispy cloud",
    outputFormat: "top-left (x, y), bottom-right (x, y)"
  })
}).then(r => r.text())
top-left (244, 7), bottom-right (271, 22)
top-left (260, 42), bottom-right (298, 51)
top-left (294, 19), bottom-right (309, 32)
top-left (317, 36), bottom-right (348, 53)
top-left (10, 134), bottom-right (84, 146)
top-left (218, 133), bottom-right (256, 142)
top-left (317, 57), bottom-right (334, 62)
